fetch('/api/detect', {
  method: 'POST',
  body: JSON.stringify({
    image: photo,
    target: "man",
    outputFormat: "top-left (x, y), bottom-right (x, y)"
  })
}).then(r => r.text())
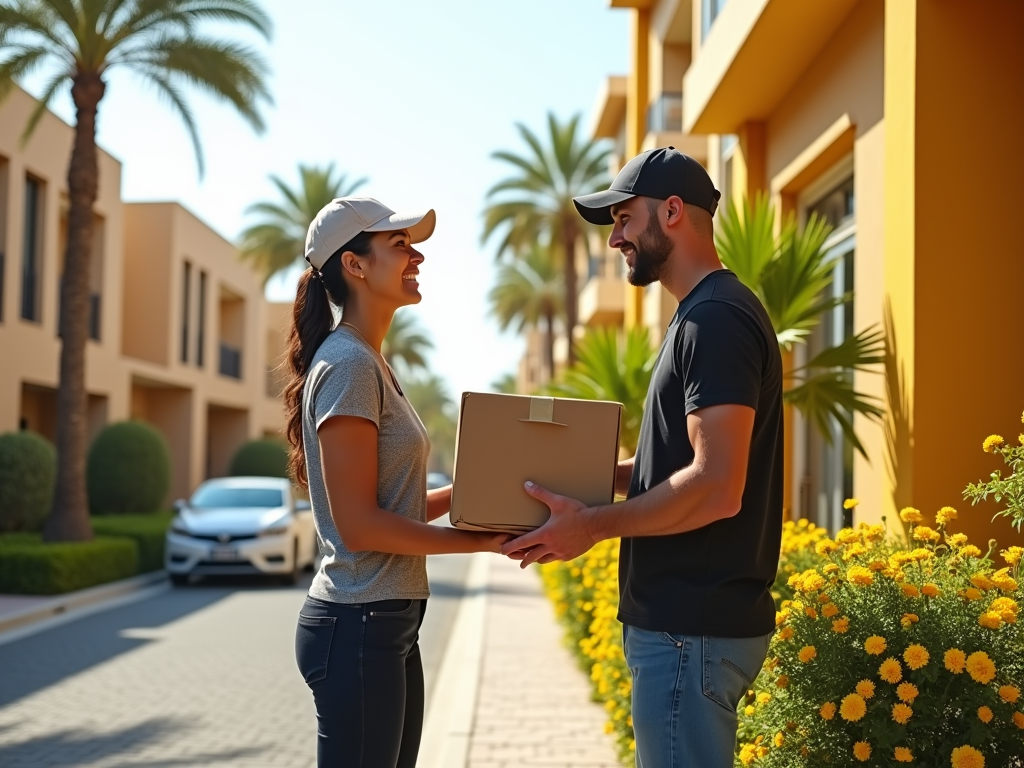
top-left (503, 147), bottom-right (783, 768)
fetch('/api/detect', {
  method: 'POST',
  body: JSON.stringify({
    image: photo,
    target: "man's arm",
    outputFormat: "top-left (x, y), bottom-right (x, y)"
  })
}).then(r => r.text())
top-left (502, 403), bottom-right (754, 567)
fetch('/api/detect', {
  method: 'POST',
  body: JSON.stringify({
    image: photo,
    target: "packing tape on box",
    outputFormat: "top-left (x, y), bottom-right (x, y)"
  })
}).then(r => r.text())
top-left (519, 396), bottom-right (567, 426)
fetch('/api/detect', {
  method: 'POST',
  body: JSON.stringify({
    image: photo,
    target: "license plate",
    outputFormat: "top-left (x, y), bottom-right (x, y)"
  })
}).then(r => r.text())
top-left (211, 545), bottom-right (238, 561)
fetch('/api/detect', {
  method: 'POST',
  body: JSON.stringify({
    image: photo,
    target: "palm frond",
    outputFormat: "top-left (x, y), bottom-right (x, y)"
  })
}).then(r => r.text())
top-left (784, 371), bottom-right (884, 459)
top-left (791, 326), bottom-right (886, 374)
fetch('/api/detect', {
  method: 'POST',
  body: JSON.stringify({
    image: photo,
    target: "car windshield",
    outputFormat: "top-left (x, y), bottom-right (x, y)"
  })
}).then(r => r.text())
top-left (190, 487), bottom-right (284, 509)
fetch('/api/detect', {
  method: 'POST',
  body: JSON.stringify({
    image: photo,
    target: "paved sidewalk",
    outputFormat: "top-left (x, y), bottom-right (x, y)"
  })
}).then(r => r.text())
top-left (467, 557), bottom-right (622, 768)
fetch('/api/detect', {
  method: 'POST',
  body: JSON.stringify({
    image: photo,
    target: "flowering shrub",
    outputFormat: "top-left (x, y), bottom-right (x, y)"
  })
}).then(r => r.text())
top-left (737, 505), bottom-right (1024, 768)
top-left (964, 413), bottom-right (1024, 532)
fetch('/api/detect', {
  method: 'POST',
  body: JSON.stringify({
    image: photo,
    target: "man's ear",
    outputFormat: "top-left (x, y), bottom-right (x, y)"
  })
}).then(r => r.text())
top-left (664, 195), bottom-right (685, 228)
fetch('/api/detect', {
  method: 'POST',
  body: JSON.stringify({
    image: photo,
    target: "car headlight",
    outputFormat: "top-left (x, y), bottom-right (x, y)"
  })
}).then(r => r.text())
top-left (171, 520), bottom-right (191, 536)
top-left (259, 525), bottom-right (289, 537)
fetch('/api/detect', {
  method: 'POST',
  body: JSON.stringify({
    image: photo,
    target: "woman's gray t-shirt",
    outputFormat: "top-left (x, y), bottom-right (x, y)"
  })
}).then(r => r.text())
top-left (302, 327), bottom-right (430, 604)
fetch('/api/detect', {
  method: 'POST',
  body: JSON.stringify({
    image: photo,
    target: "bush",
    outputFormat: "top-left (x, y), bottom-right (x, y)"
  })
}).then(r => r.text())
top-left (0, 431), bottom-right (56, 532)
top-left (87, 421), bottom-right (171, 515)
top-left (229, 438), bottom-right (289, 478)
top-left (91, 512), bottom-right (173, 573)
top-left (0, 534), bottom-right (138, 594)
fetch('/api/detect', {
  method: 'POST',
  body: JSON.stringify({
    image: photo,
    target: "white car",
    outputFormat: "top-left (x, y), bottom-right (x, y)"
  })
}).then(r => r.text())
top-left (166, 477), bottom-right (318, 585)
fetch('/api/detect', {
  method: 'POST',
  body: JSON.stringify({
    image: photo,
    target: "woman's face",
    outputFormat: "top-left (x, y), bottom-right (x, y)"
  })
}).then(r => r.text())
top-left (359, 229), bottom-right (425, 308)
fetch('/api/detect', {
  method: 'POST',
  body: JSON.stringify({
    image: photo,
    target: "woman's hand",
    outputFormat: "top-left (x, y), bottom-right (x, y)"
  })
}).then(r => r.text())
top-left (469, 531), bottom-right (513, 553)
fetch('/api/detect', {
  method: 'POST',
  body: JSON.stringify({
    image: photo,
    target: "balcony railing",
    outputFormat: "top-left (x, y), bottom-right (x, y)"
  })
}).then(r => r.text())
top-left (219, 342), bottom-right (242, 379)
top-left (647, 92), bottom-right (683, 133)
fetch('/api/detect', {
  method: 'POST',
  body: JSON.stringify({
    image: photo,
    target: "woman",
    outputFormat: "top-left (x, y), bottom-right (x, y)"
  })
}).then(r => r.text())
top-left (285, 197), bottom-right (506, 767)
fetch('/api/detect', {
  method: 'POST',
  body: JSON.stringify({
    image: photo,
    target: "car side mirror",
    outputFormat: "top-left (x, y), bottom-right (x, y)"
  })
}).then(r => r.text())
top-left (172, 498), bottom-right (187, 513)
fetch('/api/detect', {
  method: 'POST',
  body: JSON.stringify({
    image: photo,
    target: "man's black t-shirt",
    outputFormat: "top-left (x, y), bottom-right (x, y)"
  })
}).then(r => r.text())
top-left (619, 270), bottom-right (783, 638)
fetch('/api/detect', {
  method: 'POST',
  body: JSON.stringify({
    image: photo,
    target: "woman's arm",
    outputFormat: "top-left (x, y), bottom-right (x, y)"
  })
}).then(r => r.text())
top-left (426, 485), bottom-right (452, 522)
top-left (615, 457), bottom-right (634, 497)
top-left (319, 415), bottom-right (505, 554)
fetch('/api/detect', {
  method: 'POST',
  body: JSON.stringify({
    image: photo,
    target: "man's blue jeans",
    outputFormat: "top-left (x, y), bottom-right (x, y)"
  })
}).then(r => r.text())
top-left (623, 624), bottom-right (773, 768)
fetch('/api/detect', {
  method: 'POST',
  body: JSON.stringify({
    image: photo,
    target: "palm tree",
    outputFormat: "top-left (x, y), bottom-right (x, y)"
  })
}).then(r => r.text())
top-left (0, 0), bottom-right (271, 542)
top-left (382, 310), bottom-right (433, 377)
top-left (545, 326), bottom-right (656, 454)
top-left (404, 374), bottom-right (457, 474)
top-left (240, 163), bottom-right (367, 283)
top-left (489, 244), bottom-right (564, 380)
top-left (491, 372), bottom-right (518, 395)
top-left (482, 113), bottom-right (610, 364)
top-left (715, 193), bottom-right (885, 457)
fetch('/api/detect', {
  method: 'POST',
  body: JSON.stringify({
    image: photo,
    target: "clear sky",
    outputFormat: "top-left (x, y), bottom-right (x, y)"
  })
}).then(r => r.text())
top-left (25, 0), bottom-right (628, 398)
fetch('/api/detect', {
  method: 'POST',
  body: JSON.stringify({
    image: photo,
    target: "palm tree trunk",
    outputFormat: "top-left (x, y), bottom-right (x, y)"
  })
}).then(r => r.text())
top-left (43, 73), bottom-right (106, 542)
top-left (543, 307), bottom-right (555, 382)
top-left (562, 220), bottom-right (578, 366)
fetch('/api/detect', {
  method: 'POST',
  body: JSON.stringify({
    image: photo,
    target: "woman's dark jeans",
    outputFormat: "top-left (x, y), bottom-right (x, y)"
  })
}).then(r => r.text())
top-left (295, 595), bottom-right (427, 768)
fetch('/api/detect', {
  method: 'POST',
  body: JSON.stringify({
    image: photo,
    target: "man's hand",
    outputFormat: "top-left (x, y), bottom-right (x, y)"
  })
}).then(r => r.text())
top-left (500, 482), bottom-right (597, 568)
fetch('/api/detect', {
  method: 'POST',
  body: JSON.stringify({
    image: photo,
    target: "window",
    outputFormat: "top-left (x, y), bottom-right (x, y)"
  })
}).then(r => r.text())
top-left (720, 134), bottom-right (737, 210)
top-left (197, 270), bottom-right (207, 367)
top-left (806, 176), bottom-right (855, 230)
top-left (21, 176), bottom-right (42, 322)
top-left (181, 261), bottom-right (191, 363)
top-left (702, 0), bottom-right (729, 41)
top-left (0, 157), bottom-right (8, 323)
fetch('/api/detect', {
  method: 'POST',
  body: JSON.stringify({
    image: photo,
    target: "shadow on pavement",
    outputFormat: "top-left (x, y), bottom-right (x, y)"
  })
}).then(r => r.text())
top-left (0, 573), bottom-right (312, 709)
top-left (0, 717), bottom-right (264, 767)
top-left (428, 578), bottom-right (540, 599)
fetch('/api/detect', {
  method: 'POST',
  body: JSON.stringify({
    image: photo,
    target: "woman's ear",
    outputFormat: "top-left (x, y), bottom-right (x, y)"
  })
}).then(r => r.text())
top-left (340, 251), bottom-right (365, 280)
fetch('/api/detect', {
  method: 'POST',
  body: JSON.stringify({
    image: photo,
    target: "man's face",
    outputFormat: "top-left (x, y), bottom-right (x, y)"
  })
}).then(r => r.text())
top-left (609, 197), bottom-right (673, 287)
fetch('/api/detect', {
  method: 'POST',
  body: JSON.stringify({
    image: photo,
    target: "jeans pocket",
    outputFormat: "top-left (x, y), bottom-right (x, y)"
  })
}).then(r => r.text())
top-left (295, 614), bottom-right (337, 685)
top-left (368, 599), bottom-right (415, 619)
top-left (701, 635), bottom-right (769, 713)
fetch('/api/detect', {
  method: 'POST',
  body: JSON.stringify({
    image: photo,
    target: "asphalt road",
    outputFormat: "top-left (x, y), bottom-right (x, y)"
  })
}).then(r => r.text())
top-left (0, 553), bottom-right (473, 768)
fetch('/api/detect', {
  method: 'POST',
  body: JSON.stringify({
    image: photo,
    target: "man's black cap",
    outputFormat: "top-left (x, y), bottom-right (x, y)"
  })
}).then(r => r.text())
top-left (573, 146), bottom-right (721, 225)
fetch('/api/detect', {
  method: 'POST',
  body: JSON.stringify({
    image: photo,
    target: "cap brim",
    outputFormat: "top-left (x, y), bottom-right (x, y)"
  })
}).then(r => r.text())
top-left (364, 208), bottom-right (436, 243)
top-left (572, 190), bottom-right (636, 225)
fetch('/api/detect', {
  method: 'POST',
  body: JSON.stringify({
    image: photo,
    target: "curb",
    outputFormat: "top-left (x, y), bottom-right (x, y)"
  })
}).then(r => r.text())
top-left (417, 551), bottom-right (491, 768)
top-left (0, 570), bottom-right (170, 643)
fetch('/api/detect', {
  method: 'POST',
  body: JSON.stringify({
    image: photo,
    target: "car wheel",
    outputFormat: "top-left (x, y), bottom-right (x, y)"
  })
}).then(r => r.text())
top-left (170, 573), bottom-right (189, 586)
top-left (282, 539), bottom-right (300, 586)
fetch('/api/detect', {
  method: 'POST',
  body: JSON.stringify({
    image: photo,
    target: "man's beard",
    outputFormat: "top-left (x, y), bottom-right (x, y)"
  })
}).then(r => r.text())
top-left (625, 214), bottom-right (673, 287)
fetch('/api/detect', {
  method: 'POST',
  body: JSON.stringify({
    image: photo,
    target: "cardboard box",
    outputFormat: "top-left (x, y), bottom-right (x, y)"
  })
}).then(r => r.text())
top-left (449, 392), bottom-right (622, 533)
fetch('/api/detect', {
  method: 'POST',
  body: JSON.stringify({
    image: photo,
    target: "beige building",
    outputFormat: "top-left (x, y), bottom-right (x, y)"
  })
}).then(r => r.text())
top-left (0, 86), bottom-right (289, 504)
top-left (580, 0), bottom-right (1024, 546)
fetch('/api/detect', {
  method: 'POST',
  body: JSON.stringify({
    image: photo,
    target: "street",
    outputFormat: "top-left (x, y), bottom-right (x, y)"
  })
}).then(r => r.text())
top-left (0, 554), bottom-right (472, 768)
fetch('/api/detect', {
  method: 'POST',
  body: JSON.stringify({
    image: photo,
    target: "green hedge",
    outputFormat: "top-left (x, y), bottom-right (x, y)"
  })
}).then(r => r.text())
top-left (91, 512), bottom-right (173, 573)
top-left (0, 431), bottom-right (56, 532)
top-left (229, 438), bottom-right (289, 478)
top-left (0, 534), bottom-right (138, 595)
top-left (88, 421), bottom-right (171, 515)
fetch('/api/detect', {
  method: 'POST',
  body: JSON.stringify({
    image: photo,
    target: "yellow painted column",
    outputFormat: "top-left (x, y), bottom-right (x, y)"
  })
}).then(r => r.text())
top-left (624, 6), bottom-right (649, 329)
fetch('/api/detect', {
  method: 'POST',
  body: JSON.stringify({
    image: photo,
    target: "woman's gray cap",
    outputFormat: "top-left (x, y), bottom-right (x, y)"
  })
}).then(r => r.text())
top-left (304, 197), bottom-right (436, 270)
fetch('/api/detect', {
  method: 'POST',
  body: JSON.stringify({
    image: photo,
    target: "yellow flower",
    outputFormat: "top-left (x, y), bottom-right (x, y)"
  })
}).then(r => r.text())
top-left (966, 651), bottom-right (996, 684)
top-left (864, 635), bottom-right (887, 655)
top-left (805, 607), bottom-right (818, 619)
top-left (738, 744), bottom-right (757, 766)
top-left (979, 611), bottom-right (1003, 629)
top-left (1014, 711), bottom-right (1024, 729)
top-left (822, 603), bottom-right (840, 618)
top-left (775, 675), bottom-right (789, 688)
top-left (961, 545), bottom-right (983, 558)
top-left (971, 574), bottom-right (995, 590)
top-left (774, 732), bottom-right (784, 748)
top-left (856, 679), bottom-right (876, 698)
top-left (999, 685), bottom-right (1020, 704)
top-left (936, 506), bottom-right (958, 524)
top-left (778, 626), bottom-right (794, 640)
top-left (899, 507), bottom-right (923, 523)
top-left (853, 741), bottom-right (872, 762)
top-left (983, 434), bottom-right (1004, 453)
top-left (757, 692), bottom-right (772, 705)
top-left (744, 705), bottom-right (755, 716)
top-left (837, 528), bottom-right (861, 545)
top-left (895, 746), bottom-right (913, 762)
top-left (901, 613), bottom-right (919, 628)
top-left (991, 597), bottom-right (1019, 622)
top-left (817, 592), bottom-right (831, 603)
top-left (832, 616), bottom-right (850, 633)
top-left (842, 543), bottom-right (868, 561)
top-left (991, 568), bottom-right (1018, 592)
top-left (847, 565), bottom-right (874, 586)
top-left (1003, 546), bottom-right (1023, 566)
top-left (962, 587), bottom-right (984, 601)
top-left (815, 539), bottom-right (839, 555)
top-left (822, 563), bottom-right (840, 574)
top-left (903, 644), bottom-right (929, 670)
top-left (901, 583), bottom-right (921, 598)
top-left (951, 745), bottom-right (985, 768)
top-left (844, 498), bottom-right (859, 510)
top-left (892, 703), bottom-right (913, 724)
top-left (921, 583), bottom-right (941, 597)
top-left (798, 645), bottom-right (817, 663)
top-left (913, 526), bottom-right (940, 543)
top-left (978, 706), bottom-right (993, 723)
top-left (896, 682), bottom-right (919, 703)
top-left (820, 701), bottom-right (836, 720)
top-left (945, 648), bottom-right (967, 674)
top-left (879, 657), bottom-right (903, 683)
top-left (840, 693), bottom-right (867, 721)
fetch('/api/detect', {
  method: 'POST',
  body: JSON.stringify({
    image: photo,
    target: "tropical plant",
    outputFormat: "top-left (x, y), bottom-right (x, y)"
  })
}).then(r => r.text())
top-left (240, 163), bottom-right (367, 283)
top-left (715, 193), bottom-right (885, 457)
top-left (544, 325), bottom-right (656, 454)
top-left (964, 414), bottom-right (1024, 532)
top-left (404, 374), bottom-right (457, 475)
top-left (382, 310), bottom-right (433, 376)
top-left (489, 244), bottom-right (564, 379)
top-left (0, 0), bottom-right (271, 541)
top-left (482, 113), bottom-right (610, 364)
